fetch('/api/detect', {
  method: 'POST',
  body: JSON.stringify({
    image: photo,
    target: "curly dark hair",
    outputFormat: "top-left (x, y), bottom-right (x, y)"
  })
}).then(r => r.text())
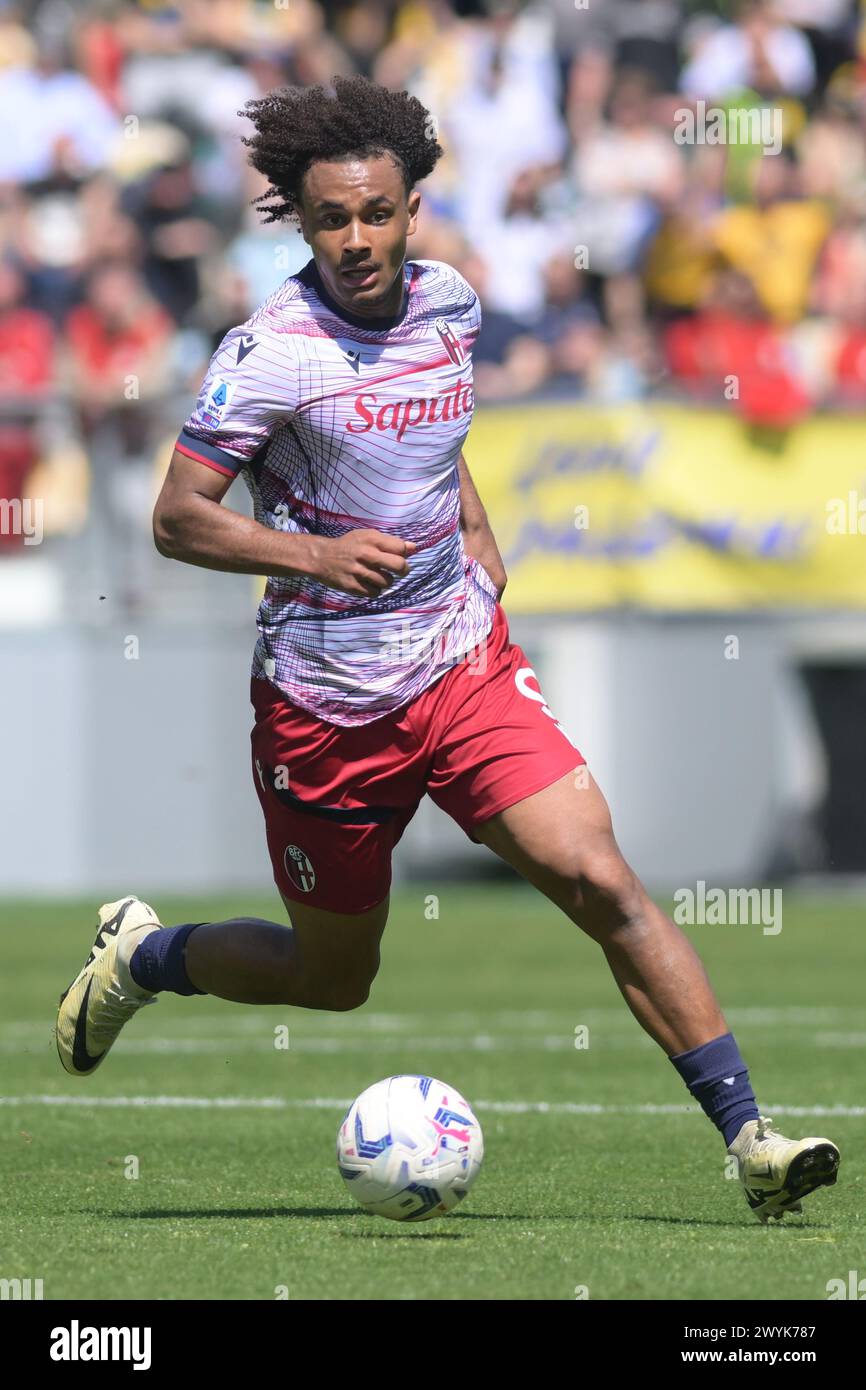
top-left (239, 76), bottom-right (444, 225)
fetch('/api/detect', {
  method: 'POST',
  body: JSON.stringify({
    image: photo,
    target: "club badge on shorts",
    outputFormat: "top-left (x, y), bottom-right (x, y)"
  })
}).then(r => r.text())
top-left (284, 844), bottom-right (316, 893)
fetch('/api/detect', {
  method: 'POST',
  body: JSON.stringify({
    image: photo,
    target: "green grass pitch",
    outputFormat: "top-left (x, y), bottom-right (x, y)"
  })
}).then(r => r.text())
top-left (1, 885), bottom-right (863, 1300)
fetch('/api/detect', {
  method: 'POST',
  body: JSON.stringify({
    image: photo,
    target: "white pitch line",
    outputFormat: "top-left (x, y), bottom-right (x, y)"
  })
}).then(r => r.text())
top-left (0, 1005), bottom-right (854, 1042)
top-left (9, 1027), bottom-right (866, 1055)
top-left (0, 1095), bottom-right (863, 1117)
top-left (815, 1033), bottom-right (866, 1047)
top-left (0, 1033), bottom-right (656, 1056)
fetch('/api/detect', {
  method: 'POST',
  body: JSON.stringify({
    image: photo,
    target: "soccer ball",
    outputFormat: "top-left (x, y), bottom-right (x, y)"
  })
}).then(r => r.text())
top-left (336, 1074), bottom-right (484, 1221)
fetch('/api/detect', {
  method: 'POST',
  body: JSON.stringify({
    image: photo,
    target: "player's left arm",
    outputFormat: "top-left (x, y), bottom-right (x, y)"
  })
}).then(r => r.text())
top-left (458, 451), bottom-right (507, 600)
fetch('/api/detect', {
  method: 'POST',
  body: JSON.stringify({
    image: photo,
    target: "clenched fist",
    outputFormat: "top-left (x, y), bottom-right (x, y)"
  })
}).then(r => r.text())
top-left (308, 529), bottom-right (418, 598)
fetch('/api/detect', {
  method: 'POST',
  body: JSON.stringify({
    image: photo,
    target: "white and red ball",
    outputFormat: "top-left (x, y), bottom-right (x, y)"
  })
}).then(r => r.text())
top-left (336, 1074), bottom-right (484, 1221)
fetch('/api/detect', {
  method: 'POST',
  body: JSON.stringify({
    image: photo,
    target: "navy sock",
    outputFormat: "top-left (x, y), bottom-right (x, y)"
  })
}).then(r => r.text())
top-left (129, 923), bottom-right (206, 997)
top-left (669, 1031), bottom-right (759, 1147)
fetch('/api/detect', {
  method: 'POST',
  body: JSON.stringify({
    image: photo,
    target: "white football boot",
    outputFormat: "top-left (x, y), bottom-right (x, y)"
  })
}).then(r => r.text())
top-left (56, 896), bottom-right (163, 1076)
top-left (727, 1114), bottom-right (840, 1223)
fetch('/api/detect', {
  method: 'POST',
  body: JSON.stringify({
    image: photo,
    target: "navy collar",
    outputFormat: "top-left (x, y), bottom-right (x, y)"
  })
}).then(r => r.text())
top-left (297, 258), bottom-right (410, 332)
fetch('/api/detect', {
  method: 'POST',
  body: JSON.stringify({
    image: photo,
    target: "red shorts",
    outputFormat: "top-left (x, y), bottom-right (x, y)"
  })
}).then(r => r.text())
top-left (250, 602), bottom-right (585, 913)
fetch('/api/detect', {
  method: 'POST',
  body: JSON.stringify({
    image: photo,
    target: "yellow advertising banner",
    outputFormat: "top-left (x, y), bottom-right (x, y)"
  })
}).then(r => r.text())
top-left (468, 402), bottom-right (866, 612)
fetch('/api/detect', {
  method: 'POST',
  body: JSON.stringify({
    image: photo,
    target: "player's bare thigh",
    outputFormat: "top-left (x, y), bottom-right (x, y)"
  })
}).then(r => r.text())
top-left (472, 769), bottom-right (642, 927)
top-left (280, 890), bottom-right (390, 1010)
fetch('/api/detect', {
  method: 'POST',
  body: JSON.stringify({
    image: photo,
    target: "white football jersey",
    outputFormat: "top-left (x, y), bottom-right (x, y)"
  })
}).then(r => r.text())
top-left (176, 257), bottom-right (498, 725)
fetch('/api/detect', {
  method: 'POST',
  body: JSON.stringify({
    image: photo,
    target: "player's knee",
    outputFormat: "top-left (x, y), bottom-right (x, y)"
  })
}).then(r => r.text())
top-left (572, 846), bottom-right (644, 940)
top-left (298, 949), bottom-right (381, 1011)
top-left (309, 974), bottom-right (375, 1012)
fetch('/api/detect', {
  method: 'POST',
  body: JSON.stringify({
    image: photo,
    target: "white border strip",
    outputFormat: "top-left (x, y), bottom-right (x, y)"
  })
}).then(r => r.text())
top-left (0, 1094), bottom-right (863, 1117)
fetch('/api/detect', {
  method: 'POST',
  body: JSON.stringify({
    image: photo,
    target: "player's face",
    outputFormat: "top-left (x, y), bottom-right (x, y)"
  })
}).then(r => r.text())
top-left (298, 155), bottom-right (421, 318)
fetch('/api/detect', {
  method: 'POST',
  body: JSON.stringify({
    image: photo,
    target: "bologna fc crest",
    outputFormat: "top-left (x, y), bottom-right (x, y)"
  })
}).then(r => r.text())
top-left (284, 843), bottom-right (316, 893)
top-left (435, 317), bottom-right (466, 365)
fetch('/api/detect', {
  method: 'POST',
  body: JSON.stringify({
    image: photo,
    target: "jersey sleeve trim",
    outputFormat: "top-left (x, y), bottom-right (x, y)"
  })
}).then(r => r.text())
top-left (176, 429), bottom-right (244, 478)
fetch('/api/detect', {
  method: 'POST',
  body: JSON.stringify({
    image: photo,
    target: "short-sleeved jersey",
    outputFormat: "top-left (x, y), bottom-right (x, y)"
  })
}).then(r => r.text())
top-left (176, 258), bottom-right (498, 726)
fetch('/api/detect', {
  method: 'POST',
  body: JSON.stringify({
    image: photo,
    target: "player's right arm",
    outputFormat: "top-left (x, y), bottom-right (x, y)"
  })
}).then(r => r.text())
top-left (154, 319), bottom-right (416, 598)
top-left (153, 449), bottom-right (416, 598)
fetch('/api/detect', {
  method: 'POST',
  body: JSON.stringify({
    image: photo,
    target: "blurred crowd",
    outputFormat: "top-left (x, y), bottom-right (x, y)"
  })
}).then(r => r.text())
top-left (3, 0), bottom-right (866, 556)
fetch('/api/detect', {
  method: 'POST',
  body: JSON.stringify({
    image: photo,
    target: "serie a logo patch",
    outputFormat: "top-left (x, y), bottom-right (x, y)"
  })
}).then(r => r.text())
top-left (200, 377), bottom-right (234, 428)
top-left (284, 844), bottom-right (316, 893)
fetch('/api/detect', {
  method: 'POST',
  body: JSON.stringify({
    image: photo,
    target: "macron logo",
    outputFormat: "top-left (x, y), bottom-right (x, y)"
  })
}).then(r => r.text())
top-left (341, 347), bottom-right (361, 373)
top-left (722, 1077), bottom-right (735, 1086)
top-left (236, 334), bottom-right (257, 364)
top-left (50, 1321), bottom-right (152, 1371)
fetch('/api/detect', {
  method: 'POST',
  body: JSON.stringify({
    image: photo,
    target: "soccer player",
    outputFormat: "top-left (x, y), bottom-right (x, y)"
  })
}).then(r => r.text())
top-left (56, 77), bottom-right (839, 1223)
